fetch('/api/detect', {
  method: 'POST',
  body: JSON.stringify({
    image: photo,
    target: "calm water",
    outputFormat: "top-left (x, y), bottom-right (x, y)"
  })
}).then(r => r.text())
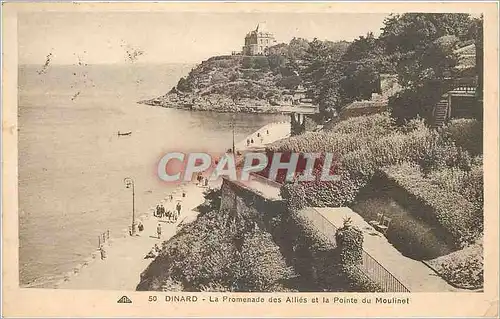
top-left (18, 63), bottom-right (286, 288)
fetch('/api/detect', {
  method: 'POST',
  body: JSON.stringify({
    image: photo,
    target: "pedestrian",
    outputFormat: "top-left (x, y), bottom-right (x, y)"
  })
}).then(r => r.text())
top-left (266, 129), bottom-right (269, 135)
top-left (176, 202), bottom-right (182, 216)
top-left (160, 205), bottom-right (165, 218)
top-left (138, 222), bottom-right (144, 232)
top-left (156, 223), bottom-right (162, 239)
top-left (182, 191), bottom-right (186, 198)
top-left (257, 132), bottom-right (260, 138)
top-left (247, 139), bottom-right (250, 146)
top-left (155, 205), bottom-right (160, 217)
top-left (170, 194), bottom-right (173, 202)
top-left (251, 138), bottom-right (254, 144)
top-left (99, 245), bottom-right (107, 260)
top-left (204, 177), bottom-right (209, 187)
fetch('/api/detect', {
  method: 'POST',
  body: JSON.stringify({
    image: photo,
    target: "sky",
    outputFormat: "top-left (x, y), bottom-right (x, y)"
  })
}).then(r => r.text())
top-left (18, 12), bottom-right (390, 65)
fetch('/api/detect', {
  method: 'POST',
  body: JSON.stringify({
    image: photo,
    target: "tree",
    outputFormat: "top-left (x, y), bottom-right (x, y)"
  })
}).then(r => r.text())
top-left (301, 39), bottom-right (350, 117)
top-left (380, 13), bottom-right (477, 123)
top-left (276, 75), bottom-right (302, 90)
top-left (379, 13), bottom-right (473, 55)
top-left (287, 37), bottom-right (310, 61)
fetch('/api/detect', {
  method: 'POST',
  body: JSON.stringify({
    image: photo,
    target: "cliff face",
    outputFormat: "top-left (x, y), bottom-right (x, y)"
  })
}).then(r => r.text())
top-left (140, 55), bottom-right (303, 113)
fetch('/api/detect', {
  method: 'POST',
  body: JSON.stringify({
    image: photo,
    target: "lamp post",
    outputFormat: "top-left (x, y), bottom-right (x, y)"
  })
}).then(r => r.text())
top-left (232, 116), bottom-right (236, 155)
top-left (124, 177), bottom-right (137, 236)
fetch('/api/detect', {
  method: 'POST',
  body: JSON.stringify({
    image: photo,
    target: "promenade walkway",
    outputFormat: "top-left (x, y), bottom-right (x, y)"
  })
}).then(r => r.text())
top-left (306, 207), bottom-right (459, 292)
top-left (57, 183), bottom-right (206, 290)
top-left (234, 121), bottom-right (290, 152)
top-left (57, 120), bottom-right (291, 291)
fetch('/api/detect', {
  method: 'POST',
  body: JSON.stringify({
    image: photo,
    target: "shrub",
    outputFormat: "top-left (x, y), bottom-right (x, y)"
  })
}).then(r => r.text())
top-left (328, 112), bottom-right (395, 135)
top-left (427, 164), bottom-right (483, 211)
top-left (426, 238), bottom-right (483, 289)
top-left (298, 168), bottom-right (366, 207)
top-left (237, 230), bottom-right (296, 291)
top-left (335, 218), bottom-right (363, 265)
top-left (381, 162), bottom-right (482, 246)
top-left (276, 75), bottom-right (302, 90)
top-left (211, 72), bottom-right (228, 84)
top-left (340, 265), bottom-right (384, 292)
top-left (176, 77), bottom-right (192, 92)
top-left (280, 181), bottom-right (306, 212)
top-left (419, 139), bottom-right (474, 174)
top-left (198, 187), bottom-right (222, 216)
top-left (440, 118), bottom-right (483, 156)
top-left (139, 199), bottom-right (295, 292)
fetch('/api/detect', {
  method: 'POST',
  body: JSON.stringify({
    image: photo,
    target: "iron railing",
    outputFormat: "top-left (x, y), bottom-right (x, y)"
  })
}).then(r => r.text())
top-left (298, 207), bottom-right (410, 293)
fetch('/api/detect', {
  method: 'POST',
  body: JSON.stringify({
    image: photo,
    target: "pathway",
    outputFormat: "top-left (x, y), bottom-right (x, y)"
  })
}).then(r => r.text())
top-left (57, 183), bottom-right (206, 290)
top-left (312, 207), bottom-right (458, 292)
top-left (57, 120), bottom-right (291, 291)
top-left (235, 121), bottom-right (290, 152)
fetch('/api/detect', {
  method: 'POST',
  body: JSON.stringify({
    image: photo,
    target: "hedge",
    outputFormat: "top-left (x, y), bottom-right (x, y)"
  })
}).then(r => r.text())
top-left (425, 237), bottom-right (483, 290)
top-left (440, 118), bottom-right (483, 156)
top-left (381, 162), bottom-right (482, 246)
top-left (328, 111), bottom-right (395, 135)
top-left (427, 164), bottom-right (483, 211)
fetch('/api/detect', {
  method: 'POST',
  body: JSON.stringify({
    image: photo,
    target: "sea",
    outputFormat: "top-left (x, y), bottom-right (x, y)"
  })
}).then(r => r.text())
top-left (18, 63), bottom-right (287, 288)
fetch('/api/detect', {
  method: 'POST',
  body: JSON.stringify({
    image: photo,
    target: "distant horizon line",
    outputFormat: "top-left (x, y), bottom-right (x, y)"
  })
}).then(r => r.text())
top-left (19, 61), bottom-right (200, 66)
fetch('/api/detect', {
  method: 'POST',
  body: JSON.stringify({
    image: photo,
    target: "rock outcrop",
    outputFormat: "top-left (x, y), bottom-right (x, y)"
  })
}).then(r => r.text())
top-left (139, 55), bottom-right (304, 114)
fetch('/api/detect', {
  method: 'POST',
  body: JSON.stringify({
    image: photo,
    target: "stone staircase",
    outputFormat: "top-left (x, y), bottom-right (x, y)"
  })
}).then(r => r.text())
top-left (432, 76), bottom-right (478, 128)
top-left (432, 99), bottom-right (449, 129)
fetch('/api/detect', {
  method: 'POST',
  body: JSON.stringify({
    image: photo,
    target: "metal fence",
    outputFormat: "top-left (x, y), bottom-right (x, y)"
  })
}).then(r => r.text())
top-left (298, 207), bottom-right (410, 293)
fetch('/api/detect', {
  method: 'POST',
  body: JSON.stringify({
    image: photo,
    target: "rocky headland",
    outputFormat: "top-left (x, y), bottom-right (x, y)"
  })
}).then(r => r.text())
top-left (139, 54), bottom-right (305, 114)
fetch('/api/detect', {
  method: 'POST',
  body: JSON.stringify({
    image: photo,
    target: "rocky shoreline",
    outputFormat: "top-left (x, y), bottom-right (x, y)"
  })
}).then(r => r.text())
top-left (139, 92), bottom-right (287, 114)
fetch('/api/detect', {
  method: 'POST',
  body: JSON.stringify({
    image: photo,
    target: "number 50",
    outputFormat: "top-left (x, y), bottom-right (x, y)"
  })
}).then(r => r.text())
top-left (148, 296), bottom-right (157, 302)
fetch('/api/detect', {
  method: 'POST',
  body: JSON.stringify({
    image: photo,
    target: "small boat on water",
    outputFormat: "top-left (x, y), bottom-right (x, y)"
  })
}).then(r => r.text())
top-left (117, 131), bottom-right (132, 136)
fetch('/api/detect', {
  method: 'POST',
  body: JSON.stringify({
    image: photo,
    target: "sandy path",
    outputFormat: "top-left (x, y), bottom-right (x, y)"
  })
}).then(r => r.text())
top-left (57, 183), bottom-right (206, 290)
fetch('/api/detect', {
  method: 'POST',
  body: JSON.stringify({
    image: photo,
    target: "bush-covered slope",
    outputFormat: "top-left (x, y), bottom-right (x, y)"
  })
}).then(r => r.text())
top-left (140, 55), bottom-right (302, 113)
top-left (136, 189), bottom-right (295, 292)
top-left (268, 113), bottom-right (483, 245)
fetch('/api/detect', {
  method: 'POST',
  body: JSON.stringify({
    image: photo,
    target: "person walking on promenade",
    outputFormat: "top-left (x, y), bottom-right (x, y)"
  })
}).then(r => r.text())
top-left (170, 194), bottom-right (173, 202)
top-left (99, 245), bottom-right (107, 260)
top-left (155, 205), bottom-right (160, 217)
top-left (267, 129), bottom-right (269, 135)
top-left (247, 139), bottom-right (250, 146)
top-left (176, 202), bottom-right (182, 216)
top-left (160, 204), bottom-right (165, 218)
top-left (251, 138), bottom-right (254, 144)
top-left (156, 223), bottom-right (162, 239)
